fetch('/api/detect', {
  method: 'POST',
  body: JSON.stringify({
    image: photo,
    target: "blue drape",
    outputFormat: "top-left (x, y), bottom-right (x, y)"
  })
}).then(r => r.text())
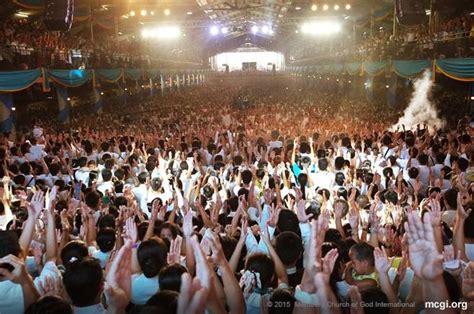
top-left (48, 69), bottom-right (92, 87)
top-left (96, 69), bottom-right (123, 83)
top-left (436, 59), bottom-right (474, 81)
top-left (364, 61), bottom-right (388, 76)
top-left (0, 69), bottom-right (42, 92)
top-left (393, 60), bottom-right (431, 78)
top-left (124, 69), bottom-right (143, 81)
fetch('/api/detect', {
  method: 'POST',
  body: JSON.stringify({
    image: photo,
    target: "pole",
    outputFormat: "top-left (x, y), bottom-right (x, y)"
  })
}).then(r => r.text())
top-left (90, 4), bottom-right (94, 42)
top-left (392, 1), bottom-right (397, 37)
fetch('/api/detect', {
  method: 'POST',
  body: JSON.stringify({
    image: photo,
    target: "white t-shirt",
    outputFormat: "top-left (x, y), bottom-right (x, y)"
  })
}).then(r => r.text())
top-left (131, 273), bottom-right (159, 305)
top-left (466, 243), bottom-right (474, 262)
top-left (0, 261), bottom-right (60, 313)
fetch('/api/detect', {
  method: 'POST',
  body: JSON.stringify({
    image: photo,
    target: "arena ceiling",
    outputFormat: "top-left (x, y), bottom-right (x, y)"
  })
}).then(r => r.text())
top-left (6, 0), bottom-right (474, 58)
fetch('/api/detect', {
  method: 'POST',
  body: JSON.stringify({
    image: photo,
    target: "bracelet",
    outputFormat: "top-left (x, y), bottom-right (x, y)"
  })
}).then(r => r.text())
top-left (132, 243), bottom-right (139, 249)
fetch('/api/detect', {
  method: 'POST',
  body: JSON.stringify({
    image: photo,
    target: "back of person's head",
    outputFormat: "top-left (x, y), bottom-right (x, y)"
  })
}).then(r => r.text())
top-left (145, 290), bottom-right (178, 313)
top-left (61, 240), bottom-right (89, 270)
top-left (318, 158), bottom-right (328, 171)
top-left (96, 228), bottom-right (116, 253)
top-left (158, 263), bottom-right (187, 292)
top-left (443, 189), bottom-right (458, 209)
top-left (407, 167), bottom-right (419, 179)
top-left (63, 257), bottom-right (103, 307)
top-left (358, 287), bottom-right (389, 314)
top-left (0, 230), bottom-right (21, 258)
top-left (418, 153), bottom-right (429, 165)
top-left (334, 156), bottom-right (345, 170)
top-left (435, 152), bottom-right (446, 164)
top-left (458, 158), bottom-right (469, 172)
top-left (245, 253), bottom-right (275, 289)
top-left (275, 231), bottom-right (303, 267)
top-left (85, 190), bottom-right (101, 209)
top-left (138, 172), bottom-right (148, 184)
top-left (268, 289), bottom-right (296, 314)
top-left (101, 169), bottom-right (112, 182)
top-left (25, 296), bottom-right (73, 314)
top-left (137, 237), bottom-right (168, 278)
top-left (350, 242), bottom-right (375, 266)
top-left (277, 210), bottom-right (301, 237)
top-left (241, 169), bottom-right (252, 185)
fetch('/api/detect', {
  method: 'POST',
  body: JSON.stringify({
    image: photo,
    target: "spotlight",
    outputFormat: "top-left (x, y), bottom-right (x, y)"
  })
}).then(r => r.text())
top-left (124, 88), bottom-right (128, 91)
top-left (141, 85), bottom-right (145, 88)
top-left (251, 25), bottom-right (259, 34)
top-left (323, 4), bottom-right (329, 11)
top-left (261, 25), bottom-right (270, 34)
top-left (471, 96), bottom-right (474, 100)
top-left (187, 11), bottom-right (193, 15)
top-left (336, 79), bottom-right (339, 82)
top-left (67, 97), bottom-right (71, 101)
top-left (221, 27), bottom-right (229, 34)
top-left (11, 107), bottom-right (16, 111)
top-left (130, 10), bottom-right (136, 16)
top-left (346, 4), bottom-right (351, 10)
top-left (312, 4), bottom-right (317, 11)
top-left (210, 26), bottom-right (219, 35)
top-left (141, 26), bottom-right (181, 39)
top-left (348, 80), bottom-right (352, 83)
top-left (295, 6), bottom-right (301, 10)
top-left (100, 92), bottom-right (104, 95)
top-left (386, 85), bottom-right (390, 89)
top-left (140, 9), bottom-right (147, 16)
top-left (150, 11), bottom-right (154, 16)
top-left (334, 5), bottom-right (340, 10)
top-left (164, 9), bottom-right (170, 16)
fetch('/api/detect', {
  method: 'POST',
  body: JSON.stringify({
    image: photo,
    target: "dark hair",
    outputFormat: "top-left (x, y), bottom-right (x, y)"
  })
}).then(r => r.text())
top-left (61, 241), bottom-right (89, 270)
top-left (241, 170), bottom-right (253, 185)
top-left (245, 253), bottom-right (275, 289)
top-left (277, 210), bottom-right (301, 238)
top-left (418, 153), bottom-right (429, 166)
top-left (443, 189), bottom-right (458, 209)
top-left (96, 228), bottom-right (116, 253)
top-left (350, 243), bottom-right (375, 266)
top-left (101, 169), bottom-right (112, 182)
top-left (158, 263), bottom-right (187, 292)
top-left (407, 167), bottom-right (419, 179)
top-left (25, 296), bottom-right (73, 314)
top-left (85, 190), bottom-right (101, 209)
top-left (137, 237), bottom-right (168, 278)
top-left (63, 257), bottom-right (103, 307)
top-left (145, 290), bottom-right (179, 313)
top-left (318, 158), bottom-right (329, 171)
top-left (0, 230), bottom-right (21, 258)
top-left (275, 232), bottom-right (303, 266)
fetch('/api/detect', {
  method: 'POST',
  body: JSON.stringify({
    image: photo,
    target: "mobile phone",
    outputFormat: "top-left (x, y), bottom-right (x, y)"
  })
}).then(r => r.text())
top-left (74, 183), bottom-right (81, 200)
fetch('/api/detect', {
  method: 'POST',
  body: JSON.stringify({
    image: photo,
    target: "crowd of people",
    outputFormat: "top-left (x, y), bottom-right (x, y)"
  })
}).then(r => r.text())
top-left (0, 75), bottom-right (473, 314)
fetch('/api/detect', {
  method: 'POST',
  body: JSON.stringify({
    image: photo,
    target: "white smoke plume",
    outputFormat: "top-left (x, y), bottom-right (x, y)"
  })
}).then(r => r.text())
top-left (391, 70), bottom-right (445, 131)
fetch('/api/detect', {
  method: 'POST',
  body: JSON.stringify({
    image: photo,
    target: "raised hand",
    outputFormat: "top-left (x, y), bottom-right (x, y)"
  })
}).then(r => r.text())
top-left (404, 212), bottom-right (443, 281)
top-left (267, 204), bottom-right (281, 227)
top-left (123, 217), bottom-right (138, 243)
top-left (374, 246), bottom-right (390, 274)
top-left (28, 191), bottom-right (45, 219)
top-left (183, 211), bottom-right (194, 238)
top-left (428, 195), bottom-right (442, 226)
top-left (104, 240), bottom-right (132, 312)
top-left (322, 248), bottom-right (339, 275)
top-left (167, 235), bottom-right (183, 264)
top-left (177, 272), bottom-right (208, 314)
top-left (296, 199), bottom-right (313, 223)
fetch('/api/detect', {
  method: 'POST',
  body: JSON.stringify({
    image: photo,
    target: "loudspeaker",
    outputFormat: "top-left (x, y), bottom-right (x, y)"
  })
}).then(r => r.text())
top-left (44, 0), bottom-right (74, 31)
top-left (395, 0), bottom-right (426, 25)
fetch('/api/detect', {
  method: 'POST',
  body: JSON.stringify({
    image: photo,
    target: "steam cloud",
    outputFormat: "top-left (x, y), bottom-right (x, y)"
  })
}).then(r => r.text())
top-left (392, 70), bottom-right (445, 131)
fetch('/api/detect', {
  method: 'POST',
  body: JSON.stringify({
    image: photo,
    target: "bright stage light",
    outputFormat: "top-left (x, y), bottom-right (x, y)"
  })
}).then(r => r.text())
top-left (221, 27), bottom-right (229, 34)
top-left (210, 26), bottom-right (219, 35)
top-left (187, 11), bottom-right (193, 15)
top-left (312, 4), bottom-right (317, 11)
top-left (164, 9), bottom-right (170, 16)
top-left (323, 4), bottom-right (329, 11)
top-left (141, 10), bottom-right (147, 16)
top-left (295, 6), bottom-right (301, 10)
top-left (130, 10), bottom-right (136, 17)
top-left (251, 25), bottom-right (259, 34)
top-left (301, 21), bottom-right (341, 35)
top-left (150, 11), bottom-right (155, 16)
top-left (141, 26), bottom-right (181, 39)
top-left (261, 25), bottom-right (270, 34)
top-left (346, 4), bottom-right (351, 10)
top-left (386, 85), bottom-right (390, 89)
top-left (334, 5), bottom-right (340, 10)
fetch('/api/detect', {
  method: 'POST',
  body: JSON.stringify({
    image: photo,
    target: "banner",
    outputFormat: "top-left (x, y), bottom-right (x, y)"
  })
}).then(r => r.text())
top-left (57, 87), bottom-right (70, 124)
top-left (0, 94), bottom-right (14, 133)
top-left (0, 69), bottom-right (42, 92)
